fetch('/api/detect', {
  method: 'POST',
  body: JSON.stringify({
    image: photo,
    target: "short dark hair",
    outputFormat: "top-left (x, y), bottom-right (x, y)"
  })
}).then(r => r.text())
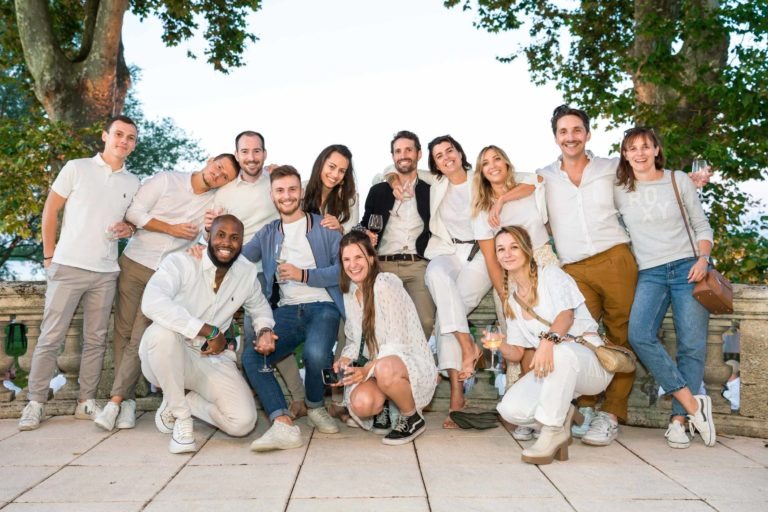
top-left (104, 115), bottom-right (137, 133)
top-left (390, 130), bottom-right (421, 154)
top-left (235, 131), bottom-right (265, 152)
top-left (427, 135), bottom-right (471, 177)
top-left (210, 213), bottom-right (244, 236)
top-left (617, 127), bottom-right (666, 192)
top-left (213, 153), bottom-right (238, 171)
top-left (269, 164), bottom-right (301, 184)
top-left (550, 104), bottom-right (590, 134)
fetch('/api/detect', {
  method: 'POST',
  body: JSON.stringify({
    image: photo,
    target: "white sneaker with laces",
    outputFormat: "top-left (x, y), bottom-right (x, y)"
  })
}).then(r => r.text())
top-left (581, 411), bottom-right (619, 446)
top-left (94, 401), bottom-right (120, 431)
top-left (18, 400), bottom-right (45, 431)
top-left (169, 416), bottom-right (197, 454)
top-left (251, 421), bottom-right (303, 452)
top-left (571, 406), bottom-right (596, 438)
top-left (155, 397), bottom-right (175, 434)
top-left (116, 399), bottom-right (136, 429)
top-left (74, 399), bottom-right (99, 420)
top-left (688, 394), bottom-right (716, 447)
top-left (307, 407), bottom-right (339, 434)
top-left (513, 425), bottom-right (535, 441)
top-left (664, 420), bottom-right (690, 449)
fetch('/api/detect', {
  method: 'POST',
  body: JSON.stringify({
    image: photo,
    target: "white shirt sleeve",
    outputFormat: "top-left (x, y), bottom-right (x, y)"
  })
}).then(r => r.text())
top-left (541, 266), bottom-right (585, 318)
top-left (50, 161), bottom-right (77, 199)
top-left (472, 210), bottom-right (494, 240)
top-left (141, 254), bottom-right (205, 340)
top-left (243, 274), bottom-right (276, 333)
top-left (126, 173), bottom-right (167, 228)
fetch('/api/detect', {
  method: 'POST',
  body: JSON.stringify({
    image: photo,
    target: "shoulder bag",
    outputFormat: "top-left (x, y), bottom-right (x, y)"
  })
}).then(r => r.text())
top-left (670, 172), bottom-right (733, 314)
top-left (512, 292), bottom-right (636, 373)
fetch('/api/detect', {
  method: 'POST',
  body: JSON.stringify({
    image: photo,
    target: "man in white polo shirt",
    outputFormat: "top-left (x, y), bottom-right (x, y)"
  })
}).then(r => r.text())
top-left (536, 105), bottom-right (638, 446)
top-left (19, 115), bottom-right (141, 431)
top-left (93, 154), bottom-right (238, 431)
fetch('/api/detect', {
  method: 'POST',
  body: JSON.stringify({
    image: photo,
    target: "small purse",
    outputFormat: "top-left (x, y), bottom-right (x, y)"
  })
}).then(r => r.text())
top-left (512, 292), bottom-right (637, 374)
top-left (670, 172), bottom-right (733, 315)
top-left (353, 334), bottom-right (370, 367)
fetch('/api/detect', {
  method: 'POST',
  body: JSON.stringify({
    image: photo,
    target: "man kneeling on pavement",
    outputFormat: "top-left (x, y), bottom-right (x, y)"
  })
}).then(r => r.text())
top-left (138, 214), bottom-right (275, 453)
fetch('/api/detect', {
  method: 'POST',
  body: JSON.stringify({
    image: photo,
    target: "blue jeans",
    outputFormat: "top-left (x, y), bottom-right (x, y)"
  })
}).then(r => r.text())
top-left (628, 257), bottom-right (710, 417)
top-left (242, 302), bottom-right (340, 421)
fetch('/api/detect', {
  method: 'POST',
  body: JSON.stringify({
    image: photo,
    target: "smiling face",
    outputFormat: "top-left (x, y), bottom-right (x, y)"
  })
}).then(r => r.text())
top-left (622, 134), bottom-right (660, 177)
top-left (341, 242), bottom-right (373, 285)
top-left (480, 148), bottom-right (510, 186)
top-left (207, 217), bottom-right (243, 268)
top-left (202, 157), bottom-right (238, 189)
top-left (235, 134), bottom-right (266, 181)
top-left (495, 231), bottom-right (529, 274)
top-left (554, 114), bottom-right (591, 159)
top-left (431, 141), bottom-right (464, 177)
top-left (320, 151), bottom-right (349, 191)
top-left (101, 120), bottom-right (138, 164)
top-left (271, 174), bottom-right (303, 217)
top-left (391, 137), bottom-right (421, 175)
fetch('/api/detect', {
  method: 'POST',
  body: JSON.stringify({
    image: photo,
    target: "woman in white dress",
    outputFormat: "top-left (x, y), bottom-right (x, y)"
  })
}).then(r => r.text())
top-left (333, 231), bottom-right (438, 445)
top-left (302, 144), bottom-right (359, 233)
top-left (491, 225), bottom-right (613, 464)
top-left (417, 135), bottom-right (494, 428)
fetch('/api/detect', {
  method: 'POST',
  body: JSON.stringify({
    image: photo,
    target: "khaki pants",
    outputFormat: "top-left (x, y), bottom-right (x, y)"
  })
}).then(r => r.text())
top-left (379, 259), bottom-right (435, 339)
top-left (27, 264), bottom-right (118, 403)
top-left (563, 243), bottom-right (638, 422)
top-left (110, 254), bottom-right (154, 399)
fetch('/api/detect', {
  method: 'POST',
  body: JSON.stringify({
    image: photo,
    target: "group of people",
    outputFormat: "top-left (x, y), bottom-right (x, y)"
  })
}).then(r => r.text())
top-left (17, 104), bottom-right (718, 464)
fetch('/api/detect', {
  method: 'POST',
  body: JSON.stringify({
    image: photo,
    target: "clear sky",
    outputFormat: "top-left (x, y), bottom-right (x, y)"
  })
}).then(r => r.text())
top-left (122, 0), bottom-right (766, 207)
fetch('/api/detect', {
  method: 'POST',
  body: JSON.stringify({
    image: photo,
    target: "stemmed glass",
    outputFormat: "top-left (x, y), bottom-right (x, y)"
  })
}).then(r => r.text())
top-left (390, 179), bottom-right (414, 217)
top-left (690, 158), bottom-right (712, 189)
top-left (484, 324), bottom-right (503, 373)
top-left (274, 241), bottom-right (286, 284)
top-left (368, 214), bottom-right (383, 236)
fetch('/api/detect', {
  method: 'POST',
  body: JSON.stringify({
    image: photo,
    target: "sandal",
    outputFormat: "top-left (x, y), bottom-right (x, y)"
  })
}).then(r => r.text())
top-left (458, 344), bottom-right (483, 381)
top-left (443, 411), bottom-right (461, 429)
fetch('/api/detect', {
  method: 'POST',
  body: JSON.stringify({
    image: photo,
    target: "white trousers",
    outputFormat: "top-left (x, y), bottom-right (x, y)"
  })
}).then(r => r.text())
top-left (138, 323), bottom-right (257, 437)
top-left (497, 342), bottom-right (613, 427)
top-left (424, 245), bottom-right (491, 371)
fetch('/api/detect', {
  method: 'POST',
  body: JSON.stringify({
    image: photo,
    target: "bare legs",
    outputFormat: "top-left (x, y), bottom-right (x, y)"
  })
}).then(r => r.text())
top-left (348, 356), bottom-right (416, 418)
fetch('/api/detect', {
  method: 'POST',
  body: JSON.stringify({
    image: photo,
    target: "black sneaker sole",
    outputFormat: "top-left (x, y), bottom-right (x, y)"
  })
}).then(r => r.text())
top-left (382, 423), bottom-right (426, 445)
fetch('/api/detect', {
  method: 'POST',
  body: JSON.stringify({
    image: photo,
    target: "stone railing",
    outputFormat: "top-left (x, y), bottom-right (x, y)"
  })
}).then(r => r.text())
top-left (1, 281), bottom-right (766, 437)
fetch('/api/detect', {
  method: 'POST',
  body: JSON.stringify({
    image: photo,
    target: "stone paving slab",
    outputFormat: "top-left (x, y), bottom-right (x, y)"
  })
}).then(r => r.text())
top-left (0, 414), bottom-right (765, 511)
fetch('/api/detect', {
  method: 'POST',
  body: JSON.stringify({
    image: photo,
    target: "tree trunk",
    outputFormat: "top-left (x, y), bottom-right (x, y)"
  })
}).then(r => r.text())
top-left (14, 0), bottom-right (131, 148)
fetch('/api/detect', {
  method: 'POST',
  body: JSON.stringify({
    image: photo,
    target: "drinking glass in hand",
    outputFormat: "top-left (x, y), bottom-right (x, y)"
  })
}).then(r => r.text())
top-left (484, 324), bottom-right (503, 373)
top-left (368, 214), bottom-right (383, 234)
top-left (274, 242), bottom-right (286, 284)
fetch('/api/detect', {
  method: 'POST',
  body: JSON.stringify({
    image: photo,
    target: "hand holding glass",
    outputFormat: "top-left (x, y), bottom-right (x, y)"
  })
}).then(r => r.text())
top-left (484, 324), bottom-right (503, 373)
top-left (368, 214), bottom-right (383, 234)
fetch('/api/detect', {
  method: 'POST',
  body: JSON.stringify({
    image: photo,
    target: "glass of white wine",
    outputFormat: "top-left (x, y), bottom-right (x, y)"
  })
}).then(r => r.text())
top-left (484, 324), bottom-right (503, 373)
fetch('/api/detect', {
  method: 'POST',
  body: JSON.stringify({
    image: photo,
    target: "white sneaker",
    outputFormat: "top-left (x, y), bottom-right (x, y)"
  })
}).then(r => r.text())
top-left (665, 420), bottom-right (690, 449)
top-left (581, 412), bottom-right (619, 446)
top-left (513, 425), bottom-right (535, 441)
top-left (116, 399), bottom-right (136, 429)
top-left (169, 416), bottom-right (197, 454)
top-left (155, 397), bottom-right (175, 434)
top-left (74, 399), bottom-right (99, 420)
top-left (250, 421), bottom-right (303, 452)
top-left (94, 401), bottom-right (120, 431)
top-left (688, 394), bottom-right (716, 447)
top-left (307, 407), bottom-right (339, 434)
top-left (18, 401), bottom-right (45, 431)
top-left (571, 406), bottom-right (596, 438)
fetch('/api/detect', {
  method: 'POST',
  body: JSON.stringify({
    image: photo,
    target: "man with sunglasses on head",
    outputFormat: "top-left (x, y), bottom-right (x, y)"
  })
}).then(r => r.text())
top-left (93, 154), bottom-right (238, 432)
top-left (534, 105), bottom-right (638, 447)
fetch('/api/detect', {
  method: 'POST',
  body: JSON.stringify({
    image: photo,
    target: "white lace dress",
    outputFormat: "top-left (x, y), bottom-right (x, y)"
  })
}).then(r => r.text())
top-left (341, 272), bottom-right (438, 429)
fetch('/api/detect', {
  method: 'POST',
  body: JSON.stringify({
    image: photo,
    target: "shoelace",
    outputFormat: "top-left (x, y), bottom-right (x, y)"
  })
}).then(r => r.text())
top-left (21, 404), bottom-right (41, 421)
top-left (176, 419), bottom-right (193, 438)
top-left (376, 406), bottom-right (390, 425)
top-left (391, 415), bottom-right (409, 433)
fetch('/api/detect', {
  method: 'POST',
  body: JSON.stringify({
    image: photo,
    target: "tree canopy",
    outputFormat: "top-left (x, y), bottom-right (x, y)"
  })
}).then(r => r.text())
top-left (446, 0), bottom-right (768, 283)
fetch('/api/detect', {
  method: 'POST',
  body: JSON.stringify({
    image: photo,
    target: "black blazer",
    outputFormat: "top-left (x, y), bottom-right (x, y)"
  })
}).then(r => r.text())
top-left (362, 179), bottom-right (431, 257)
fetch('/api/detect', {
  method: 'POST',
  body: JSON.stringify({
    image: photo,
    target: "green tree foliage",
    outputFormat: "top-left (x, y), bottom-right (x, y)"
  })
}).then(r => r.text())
top-left (446, 0), bottom-right (768, 283)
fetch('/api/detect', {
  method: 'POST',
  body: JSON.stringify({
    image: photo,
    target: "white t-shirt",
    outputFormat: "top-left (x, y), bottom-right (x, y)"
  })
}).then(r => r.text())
top-left (472, 193), bottom-right (549, 249)
top-left (441, 181), bottom-right (474, 241)
top-left (51, 154), bottom-right (140, 272)
top-left (278, 216), bottom-right (333, 306)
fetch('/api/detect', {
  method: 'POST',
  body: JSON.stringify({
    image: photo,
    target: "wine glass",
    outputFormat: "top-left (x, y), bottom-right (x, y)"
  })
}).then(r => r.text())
top-left (258, 352), bottom-right (274, 373)
top-left (274, 241), bottom-right (286, 284)
top-left (484, 324), bottom-right (502, 373)
top-left (368, 214), bottom-right (383, 235)
top-left (690, 158), bottom-right (712, 188)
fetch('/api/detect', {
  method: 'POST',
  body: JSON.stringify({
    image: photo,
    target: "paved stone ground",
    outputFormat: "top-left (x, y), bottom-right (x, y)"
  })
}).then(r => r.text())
top-left (0, 411), bottom-right (765, 511)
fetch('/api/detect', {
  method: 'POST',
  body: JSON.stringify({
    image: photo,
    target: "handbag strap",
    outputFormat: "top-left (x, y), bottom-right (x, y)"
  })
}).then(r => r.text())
top-left (670, 171), bottom-right (698, 258)
top-left (512, 292), bottom-right (552, 326)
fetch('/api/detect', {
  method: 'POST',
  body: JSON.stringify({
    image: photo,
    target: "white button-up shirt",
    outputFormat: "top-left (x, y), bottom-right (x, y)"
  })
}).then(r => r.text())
top-left (537, 152), bottom-right (629, 264)
top-left (124, 171), bottom-right (215, 270)
top-left (50, 154), bottom-right (139, 272)
top-left (141, 251), bottom-right (274, 345)
top-left (378, 197), bottom-right (423, 256)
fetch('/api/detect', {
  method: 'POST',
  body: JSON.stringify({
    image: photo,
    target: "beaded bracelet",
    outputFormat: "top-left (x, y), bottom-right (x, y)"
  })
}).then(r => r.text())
top-left (539, 331), bottom-right (563, 344)
top-left (205, 326), bottom-right (220, 341)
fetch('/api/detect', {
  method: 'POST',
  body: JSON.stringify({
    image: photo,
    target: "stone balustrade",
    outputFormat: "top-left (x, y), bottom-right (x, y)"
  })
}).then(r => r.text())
top-left (1, 281), bottom-right (766, 437)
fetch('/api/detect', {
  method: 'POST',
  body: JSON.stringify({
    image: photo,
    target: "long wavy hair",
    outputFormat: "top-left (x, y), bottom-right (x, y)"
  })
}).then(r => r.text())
top-left (472, 145), bottom-right (518, 216)
top-left (617, 127), bottom-right (665, 192)
top-left (303, 144), bottom-right (357, 225)
top-left (495, 226), bottom-right (539, 320)
top-left (339, 230), bottom-right (380, 358)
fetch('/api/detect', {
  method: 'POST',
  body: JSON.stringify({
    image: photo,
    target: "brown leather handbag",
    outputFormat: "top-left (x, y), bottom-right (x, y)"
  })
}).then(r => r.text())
top-left (670, 172), bottom-right (733, 314)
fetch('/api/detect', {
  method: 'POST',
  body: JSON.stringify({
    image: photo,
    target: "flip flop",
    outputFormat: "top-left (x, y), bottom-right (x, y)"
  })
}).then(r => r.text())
top-left (449, 410), bottom-right (500, 430)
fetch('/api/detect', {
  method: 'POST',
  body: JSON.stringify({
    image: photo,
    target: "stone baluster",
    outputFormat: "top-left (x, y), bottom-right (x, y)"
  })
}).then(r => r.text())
top-left (702, 317), bottom-right (732, 413)
top-left (0, 318), bottom-right (15, 402)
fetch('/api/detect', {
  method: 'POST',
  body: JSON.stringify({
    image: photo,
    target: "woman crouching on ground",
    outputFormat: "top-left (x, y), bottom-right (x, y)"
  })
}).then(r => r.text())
top-left (333, 230), bottom-right (438, 445)
top-left (492, 226), bottom-right (613, 464)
